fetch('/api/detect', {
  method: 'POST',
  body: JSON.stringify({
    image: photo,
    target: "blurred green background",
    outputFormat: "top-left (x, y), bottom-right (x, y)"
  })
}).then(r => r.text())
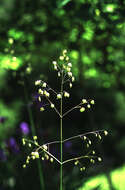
top-left (1, 0), bottom-right (125, 190)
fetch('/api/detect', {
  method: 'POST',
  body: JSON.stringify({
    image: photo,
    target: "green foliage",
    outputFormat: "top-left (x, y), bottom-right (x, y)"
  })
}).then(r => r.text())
top-left (0, 54), bottom-right (23, 70)
top-left (79, 174), bottom-right (109, 190)
top-left (57, 0), bottom-right (71, 8)
top-left (8, 29), bottom-right (24, 40)
top-left (115, 92), bottom-right (125, 124)
top-left (79, 165), bottom-right (125, 190)
top-left (0, 101), bottom-right (21, 140)
top-left (0, 68), bottom-right (7, 88)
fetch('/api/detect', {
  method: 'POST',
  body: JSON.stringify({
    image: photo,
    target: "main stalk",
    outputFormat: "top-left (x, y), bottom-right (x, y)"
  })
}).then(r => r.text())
top-left (60, 72), bottom-right (63, 190)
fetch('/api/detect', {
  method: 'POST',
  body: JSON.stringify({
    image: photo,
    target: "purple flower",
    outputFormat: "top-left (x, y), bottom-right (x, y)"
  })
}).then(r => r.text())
top-left (7, 137), bottom-right (19, 154)
top-left (0, 116), bottom-right (6, 123)
top-left (20, 122), bottom-right (30, 135)
top-left (9, 138), bottom-right (16, 146)
top-left (0, 149), bottom-right (7, 161)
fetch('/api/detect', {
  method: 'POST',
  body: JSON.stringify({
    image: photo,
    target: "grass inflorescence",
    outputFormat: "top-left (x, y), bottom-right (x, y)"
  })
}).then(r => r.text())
top-left (22, 50), bottom-right (108, 190)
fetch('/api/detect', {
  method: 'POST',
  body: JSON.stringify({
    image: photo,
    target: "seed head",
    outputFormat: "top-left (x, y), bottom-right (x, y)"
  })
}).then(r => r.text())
top-left (71, 76), bottom-right (75, 82)
top-left (42, 82), bottom-right (47, 88)
top-left (38, 88), bottom-right (43, 95)
top-left (50, 104), bottom-right (55, 108)
top-left (26, 67), bottom-right (32, 74)
top-left (90, 100), bottom-right (95, 104)
top-left (8, 38), bottom-right (14, 44)
top-left (35, 152), bottom-right (39, 159)
top-left (74, 160), bottom-right (79, 165)
top-left (42, 145), bottom-right (48, 150)
top-left (83, 167), bottom-right (85, 170)
top-left (52, 61), bottom-right (57, 65)
top-left (98, 157), bottom-right (102, 162)
top-left (63, 49), bottom-right (67, 54)
top-left (57, 94), bottom-right (62, 99)
top-left (38, 96), bottom-right (41, 102)
top-left (45, 154), bottom-right (49, 160)
top-left (82, 99), bottom-right (87, 104)
top-left (87, 104), bottom-right (91, 108)
top-left (28, 143), bottom-right (31, 147)
top-left (46, 92), bottom-right (50, 97)
top-left (64, 91), bottom-right (70, 98)
top-left (31, 151), bottom-right (39, 159)
top-left (63, 64), bottom-right (66, 69)
top-left (68, 72), bottom-right (72, 77)
top-left (80, 167), bottom-right (85, 171)
top-left (22, 138), bottom-right (25, 145)
top-left (54, 65), bottom-right (58, 70)
top-left (23, 164), bottom-right (26, 168)
top-left (26, 160), bottom-right (29, 164)
top-left (80, 107), bottom-right (85, 112)
top-left (50, 158), bottom-right (54, 162)
top-left (104, 130), bottom-right (108, 136)
top-left (35, 80), bottom-right (41, 86)
top-left (69, 83), bottom-right (72, 88)
top-left (33, 136), bottom-right (37, 140)
top-left (32, 155), bottom-right (36, 160)
top-left (90, 159), bottom-right (93, 163)
top-left (90, 159), bottom-right (95, 164)
top-left (68, 63), bottom-right (72, 67)
top-left (66, 56), bottom-right (69, 61)
top-left (58, 72), bottom-right (61, 77)
top-left (59, 56), bottom-right (64, 60)
top-left (80, 168), bottom-right (83, 171)
top-left (86, 144), bottom-right (89, 148)
top-left (98, 135), bottom-right (102, 140)
top-left (83, 136), bottom-right (87, 140)
top-left (67, 67), bottom-right (71, 72)
top-left (89, 140), bottom-right (91, 145)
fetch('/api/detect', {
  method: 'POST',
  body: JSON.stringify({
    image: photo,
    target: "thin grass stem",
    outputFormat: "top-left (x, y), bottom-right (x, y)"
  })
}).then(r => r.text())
top-left (60, 71), bottom-right (63, 190)
top-left (24, 81), bottom-right (45, 190)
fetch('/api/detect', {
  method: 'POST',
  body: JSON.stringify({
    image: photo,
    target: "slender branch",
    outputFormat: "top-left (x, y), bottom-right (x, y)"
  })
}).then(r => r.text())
top-left (45, 140), bottom-right (61, 146)
top-left (49, 87), bottom-right (58, 95)
top-left (62, 130), bottom-right (105, 143)
top-left (62, 70), bottom-right (73, 85)
top-left (36, 146), bottom-right (62, 165)
top-left (23, 129), bottom-right (105, 148)
top-left (40, 79), bottom-right (58, 96)
top-left (23, 138), bottom-right (39, 146)
top-left (35, 144), bottom-right (97, 166)
top-left (62, 155), bottom-right (89, 165)
top-left (56, 62), bottom-right (62, 73)
top-left (62, 154), bottom-right (97, 165)
top-left (62, 103), bottom-right (81, 117)
top-left (63, 78), bottom-right (69, 84)
top-left (62, 72), bottom-right (68, 84)
top-left (46, 96), bottom-right (61, 117)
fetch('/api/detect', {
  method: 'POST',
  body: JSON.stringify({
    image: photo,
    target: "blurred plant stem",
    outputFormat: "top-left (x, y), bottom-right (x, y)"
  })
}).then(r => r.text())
top-left (60, 72), bottom-right (63, 190)
top-left (24, 81), bottom-right (45, 190)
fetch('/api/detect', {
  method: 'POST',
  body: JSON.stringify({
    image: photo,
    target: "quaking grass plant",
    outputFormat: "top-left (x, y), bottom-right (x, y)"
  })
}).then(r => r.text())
top-left (22, 50), bottom-right (108, 190)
